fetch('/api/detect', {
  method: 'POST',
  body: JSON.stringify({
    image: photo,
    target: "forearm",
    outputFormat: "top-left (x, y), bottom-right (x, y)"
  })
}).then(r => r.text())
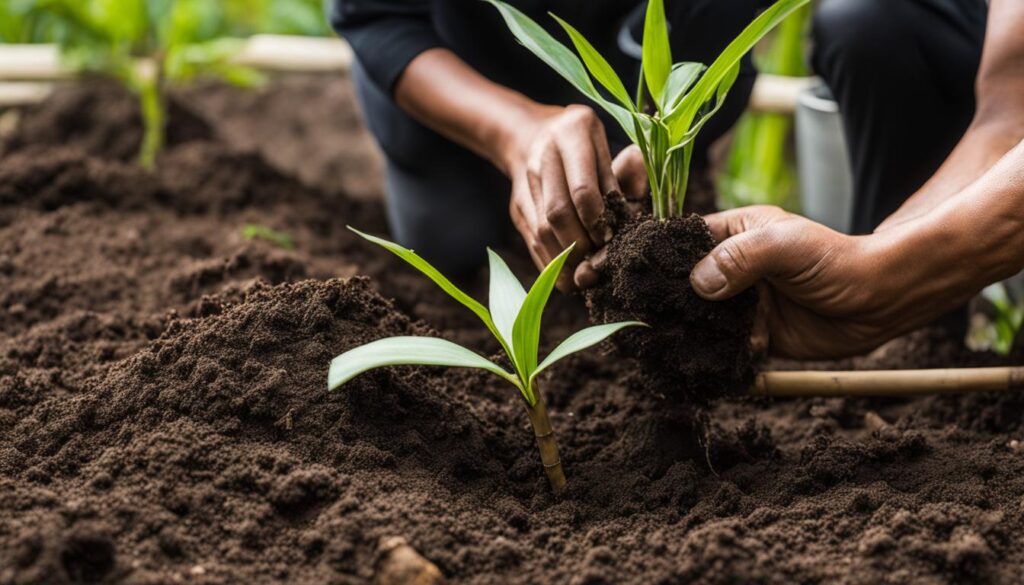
top-left (394, 48), bottom-right (553, 174)
top-left (868, 137), bottom-right (1024, 327)
top-left (877, 0), bottom-right (1024, 231)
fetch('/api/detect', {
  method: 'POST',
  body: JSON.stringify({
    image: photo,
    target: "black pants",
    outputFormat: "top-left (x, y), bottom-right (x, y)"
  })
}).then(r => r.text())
top-left (353, 0), bottom-right (760, 274)
top-left (811, 0), bottom-right (987, 234)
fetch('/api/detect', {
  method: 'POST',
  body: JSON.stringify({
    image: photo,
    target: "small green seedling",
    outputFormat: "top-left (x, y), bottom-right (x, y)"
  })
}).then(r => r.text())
top-left (484, 0), bottom-right (810, 219)
top-left (242, 223), bottom-right (295, 250)
top-left (329, 228), bottom-right (644, 493)
top-left (980, 283), bottom-right (1024, 355)
top-left (37, 0), bottom-right (263, 168)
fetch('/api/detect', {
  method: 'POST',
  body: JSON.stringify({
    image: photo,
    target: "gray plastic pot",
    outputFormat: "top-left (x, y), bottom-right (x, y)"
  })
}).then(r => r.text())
top-left (795, 83), bottom-right (854, 234)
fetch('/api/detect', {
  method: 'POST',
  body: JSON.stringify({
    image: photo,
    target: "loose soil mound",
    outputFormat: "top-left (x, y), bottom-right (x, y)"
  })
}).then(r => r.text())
top-left (2, 80), bottom-right (1024, 585)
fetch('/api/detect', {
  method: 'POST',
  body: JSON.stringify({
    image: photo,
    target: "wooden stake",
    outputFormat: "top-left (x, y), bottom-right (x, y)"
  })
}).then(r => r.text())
top-left (751, 366), bottom-right (1024, 398)
top-left (525, 390), bottom-right (566, 495)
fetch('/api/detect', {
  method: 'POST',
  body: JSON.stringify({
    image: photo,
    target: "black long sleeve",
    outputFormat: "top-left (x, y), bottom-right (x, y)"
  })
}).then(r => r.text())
top-left (327, 0), bottom-right (444, 94)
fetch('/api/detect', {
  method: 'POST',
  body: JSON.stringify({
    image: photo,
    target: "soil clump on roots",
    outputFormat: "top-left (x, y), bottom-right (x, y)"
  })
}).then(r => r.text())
top-left (587, 212), bottom-right (757, 400)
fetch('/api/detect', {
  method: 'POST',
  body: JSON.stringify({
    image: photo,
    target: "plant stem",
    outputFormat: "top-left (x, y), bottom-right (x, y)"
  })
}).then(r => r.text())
top-left (525, 390), bottom-right (566, 494)
top-left (135, 56), bottom-right (166, 170)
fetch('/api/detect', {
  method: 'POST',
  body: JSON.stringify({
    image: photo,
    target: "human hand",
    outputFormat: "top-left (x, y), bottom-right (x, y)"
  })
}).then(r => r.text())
top-left (690, 206), bottom-right (933, 359)
top-left (501, 104), bottom-right (619, 289)
top-left (572, 145), bottom-right (648, 289)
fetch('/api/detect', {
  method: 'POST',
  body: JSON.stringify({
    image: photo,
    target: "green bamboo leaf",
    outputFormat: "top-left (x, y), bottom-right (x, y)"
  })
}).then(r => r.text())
top-left (486, 248), bottom-right (527, 372)
top-left (530, 322), bottom-right (646, 384)
top-left (661, 62), bottom-right (704, 116)
top-left (642, 0), bottom-right (672, 107)
top-left (668, 62), bottom-right (740, 151)
top-left (512, 244), bottom-right (574, 394)
top-left (667, 0), bottom-right (810, 142)
top-left (348, 227), bottom-right (504, 343)
top-left (482, 0), bottom-right (636, 141)
top-left (550, 13), bottom-right (634, 111)
top-left (328, 336), bottom-right (521, 392)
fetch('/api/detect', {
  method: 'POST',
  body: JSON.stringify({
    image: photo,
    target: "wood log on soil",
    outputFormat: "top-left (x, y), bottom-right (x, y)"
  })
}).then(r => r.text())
top-left (374, 537), bottom-right (446, 585)
top-left (752, 366), bottom-right (1024, 397)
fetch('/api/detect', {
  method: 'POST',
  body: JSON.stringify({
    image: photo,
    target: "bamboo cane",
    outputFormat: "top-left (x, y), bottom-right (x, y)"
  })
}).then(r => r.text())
top-left (751, 366), bottom-right (1024, 398)
top-left (524, 391), bottom-right (566, 495)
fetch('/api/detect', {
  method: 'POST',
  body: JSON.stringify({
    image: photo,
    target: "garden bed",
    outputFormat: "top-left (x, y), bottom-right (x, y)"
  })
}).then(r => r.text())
top-left (2, 76), bottom-right (1024, 585)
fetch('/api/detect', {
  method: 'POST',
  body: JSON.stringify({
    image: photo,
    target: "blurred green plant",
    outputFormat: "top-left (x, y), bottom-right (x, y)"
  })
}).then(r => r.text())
top-left (972, 283), bottom-right (1024, 355)
top-left (242, 223), bottom-right (296, 249)
top-left (36, 0), bottom-right (265, 168)
top-left (221, 0), bottom-right (332, 37)
top-left (0, 0), bottom-right (62, 43)
top-left (719, 3), bottom-right (812, 211)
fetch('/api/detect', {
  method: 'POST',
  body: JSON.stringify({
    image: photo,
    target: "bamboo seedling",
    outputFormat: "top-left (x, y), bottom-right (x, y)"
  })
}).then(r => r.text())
top-left (35, 0), bottom-right (263, 168)
top-left (484, 0), bottom-right (810, 219)
top-left (328, 228), bottom-right (644, 493)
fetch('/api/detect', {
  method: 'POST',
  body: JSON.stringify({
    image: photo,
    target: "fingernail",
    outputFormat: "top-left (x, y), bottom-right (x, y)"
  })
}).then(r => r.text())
top-left (602, 225), bottom-right (614, 242)
top-left (690, 259), bottom-right (727, 296)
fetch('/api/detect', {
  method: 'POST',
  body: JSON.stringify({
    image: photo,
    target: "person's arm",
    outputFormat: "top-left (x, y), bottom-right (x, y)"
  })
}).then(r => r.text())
top-left (876, 0), bottom-right (1024, 231)
top-left (328, 0), bottom-right (443, 95)
top-left (393, 49), bottom-right (621, 287)
top-left (685, 0), bottom-right (1024, 358)
top-left (689, 137), bottom-right (1024, 358)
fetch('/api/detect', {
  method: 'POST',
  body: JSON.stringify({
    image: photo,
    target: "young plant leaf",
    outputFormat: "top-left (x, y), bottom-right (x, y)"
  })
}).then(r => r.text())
top-left (661, 62), bottom-right (704, 115)
top-left (642, 0), bottom-right (672, 108)
top-left (482, 0), bottom-right (636, 141)
top-left (667, 0), bottom-right (810, 141)
top-left (531, 321), bottom-right (646, 384)
top-left (348, 227), bottom-right (504, 344)
top-left (550, 13), bottom-right (634, 111)
top-left (511, 244), bottom-right (573, 394)
top-left (327, 336), bottom-right (521, 392)
top-left (486, 248), bottom-right (527, 366)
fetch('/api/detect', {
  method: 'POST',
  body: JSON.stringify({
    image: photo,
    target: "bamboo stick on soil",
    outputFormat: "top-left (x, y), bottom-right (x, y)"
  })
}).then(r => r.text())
top-left (0, 36), bottom-right (352, 81)
top-left (751, 366), bottom-right (1024, 398)
top-left (525, 391), bottom-right (566, 495)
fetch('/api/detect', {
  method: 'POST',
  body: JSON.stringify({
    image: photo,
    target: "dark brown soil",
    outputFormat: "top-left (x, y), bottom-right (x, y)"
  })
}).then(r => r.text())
top-left (2, 79), bottom-right (1024, 585)
top-left (586, 214), bottom-right (758, 400)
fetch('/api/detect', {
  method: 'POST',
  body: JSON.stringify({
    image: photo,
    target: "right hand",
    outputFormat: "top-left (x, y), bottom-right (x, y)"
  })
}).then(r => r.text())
top-left (500, 104), bottom-right (620, 288)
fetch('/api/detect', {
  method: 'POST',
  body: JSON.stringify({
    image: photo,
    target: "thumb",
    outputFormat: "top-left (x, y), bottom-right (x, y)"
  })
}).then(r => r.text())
top-left (691, 227), bottom-right (789, 301)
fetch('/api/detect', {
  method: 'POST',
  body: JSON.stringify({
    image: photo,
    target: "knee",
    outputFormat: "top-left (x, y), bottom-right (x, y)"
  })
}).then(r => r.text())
top-left (812, 0), bottom-right (895, 75)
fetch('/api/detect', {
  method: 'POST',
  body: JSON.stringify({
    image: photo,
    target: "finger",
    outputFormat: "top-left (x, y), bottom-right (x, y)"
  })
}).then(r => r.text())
top-left (554, 125), bottom-right (605, 246)
top-left (592, 122), bottom-right (619, 201)
top-left (541, 144), bottom-right (592, 255)
top-left (702, 205), bottom-right (791, 243)
top-left (612, 145), bottom-right (648, 201)
top-left (510, 199), bottom-right (549, 272)
top-left (690, 223), bottom-right (795, 301)
top-left (573, 246), bottom-right (607, 289)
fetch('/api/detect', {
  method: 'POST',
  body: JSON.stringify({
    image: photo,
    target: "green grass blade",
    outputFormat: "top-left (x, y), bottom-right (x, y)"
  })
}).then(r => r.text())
top-left (642, 0), bottom-right (672, 108)
top-left (667, 0), bottom-right (810, 142)
top-left (550, 13), bottom-right (634, 111)
top-left (348, 227), bottom-right (503, 343)
top-left (482, 0), bottom-right (636, 141)
top-left (530, 322), bottom-right (646, 384)
top-left (486, 248), bottom-right (527, 373)
top-left (511, 244), bottom-right (574, 397)
top-left (328, 336), bottom-right (521, 392)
